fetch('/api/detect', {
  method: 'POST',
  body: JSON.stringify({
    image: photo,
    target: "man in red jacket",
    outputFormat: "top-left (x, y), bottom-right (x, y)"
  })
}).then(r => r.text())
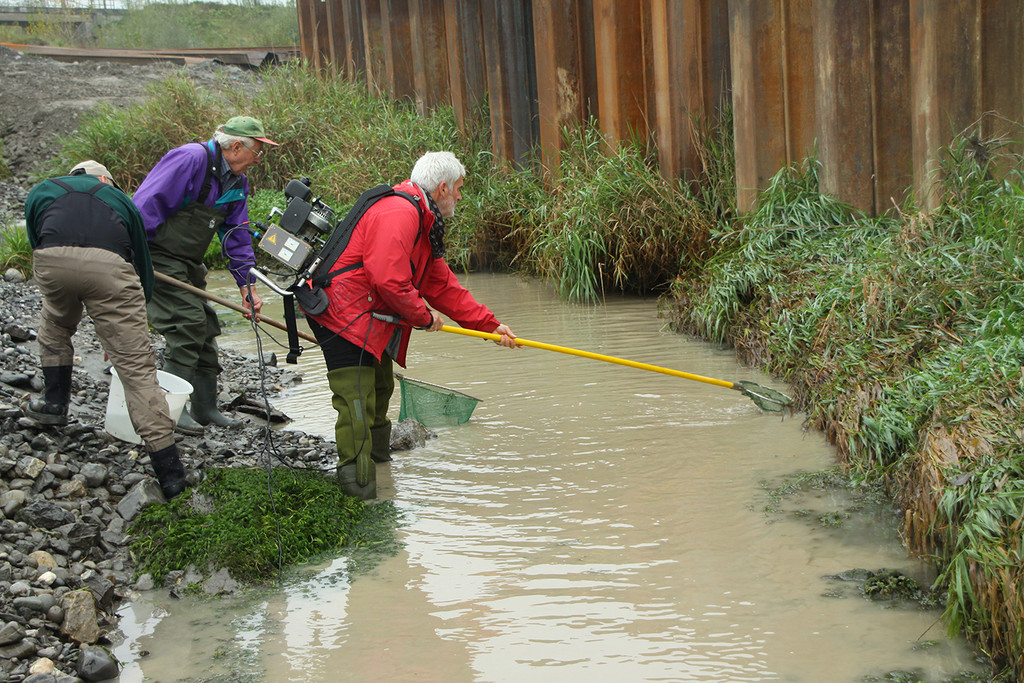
top-left (303, 151), bottom-right (517, 499)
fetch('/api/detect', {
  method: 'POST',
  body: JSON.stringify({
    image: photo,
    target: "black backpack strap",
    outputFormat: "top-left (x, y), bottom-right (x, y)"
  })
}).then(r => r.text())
top-left (199, 141), bottom-right (214, 203)
top-left (52, 178), bottom-right (104, 195)
top-left (311, 185), bottom-right (423, 288)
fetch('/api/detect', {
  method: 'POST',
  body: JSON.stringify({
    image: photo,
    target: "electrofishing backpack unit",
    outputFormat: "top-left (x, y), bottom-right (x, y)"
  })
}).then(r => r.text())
top-left (254, 179), bottom-right (422, 360)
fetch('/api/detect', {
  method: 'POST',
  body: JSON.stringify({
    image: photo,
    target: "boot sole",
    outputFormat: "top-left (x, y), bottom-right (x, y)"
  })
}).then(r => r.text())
top-left (25, 412), bottom-right (68, 426)
top-left (22, 403), bottom-right (68, 426)
top-left (174, 423), bottom-right (205, 436)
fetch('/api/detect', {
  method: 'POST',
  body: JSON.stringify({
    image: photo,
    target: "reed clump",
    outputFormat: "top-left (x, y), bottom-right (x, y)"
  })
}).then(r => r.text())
top-left (513, 124), bottom-right (716, 302)
top-left (0, 219), bottom-right (33, 275)
top-left (664, 132), bottom-right (1024, 678)
top-left (45, 62), bottom-right (719, 286)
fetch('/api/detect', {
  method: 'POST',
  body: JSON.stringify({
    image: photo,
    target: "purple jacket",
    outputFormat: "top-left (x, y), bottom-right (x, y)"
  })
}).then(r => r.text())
top-left (132, 140), bottom-right (256, 286)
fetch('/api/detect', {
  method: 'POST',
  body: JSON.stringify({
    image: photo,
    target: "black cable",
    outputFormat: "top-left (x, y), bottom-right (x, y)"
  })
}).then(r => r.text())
top-left (243, 280), bottom-right (286, 582)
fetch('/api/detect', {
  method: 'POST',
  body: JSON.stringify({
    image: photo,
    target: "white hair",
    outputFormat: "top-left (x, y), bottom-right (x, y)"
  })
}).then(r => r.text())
top-left (410, 152), bottom-right (466, 194)
top-left (213, 125), bottom-right (254, 151)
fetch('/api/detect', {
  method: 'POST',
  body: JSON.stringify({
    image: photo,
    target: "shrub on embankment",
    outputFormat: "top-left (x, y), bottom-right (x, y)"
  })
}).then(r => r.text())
top-left (43, 62), bottom-right (716, 290)
top-left (664, 135), bottom-right (1024, 678)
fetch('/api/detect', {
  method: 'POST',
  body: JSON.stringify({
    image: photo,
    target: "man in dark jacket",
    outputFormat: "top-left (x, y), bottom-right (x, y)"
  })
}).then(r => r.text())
top-left (24, 160), bottom-right (187, 499)
top-left (301, 151), bottom-right (517, 500)
top-left (133, 116), bottom-right (274, 434)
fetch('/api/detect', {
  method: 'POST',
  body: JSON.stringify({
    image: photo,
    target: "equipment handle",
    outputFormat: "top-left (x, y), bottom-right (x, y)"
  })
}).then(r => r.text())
top-left (439, 325), bottom-right (736, 389)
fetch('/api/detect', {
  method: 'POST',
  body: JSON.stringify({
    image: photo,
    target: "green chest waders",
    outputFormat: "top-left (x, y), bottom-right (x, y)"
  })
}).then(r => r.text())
top-left (148, 202), bottom-right (228, 372)
top-left (148, 202), bottom-right (241, 430)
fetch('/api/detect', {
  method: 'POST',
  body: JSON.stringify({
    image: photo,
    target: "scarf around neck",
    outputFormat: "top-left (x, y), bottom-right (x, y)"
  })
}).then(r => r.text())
top-left (425, 192), bottom-right (446, 259)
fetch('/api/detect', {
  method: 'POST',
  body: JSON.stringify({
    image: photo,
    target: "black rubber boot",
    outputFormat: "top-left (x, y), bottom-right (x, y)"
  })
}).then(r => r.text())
top-left (190, 372), bottom-right (241, 428)
top-left (370, 423), bottom-right (392, 463)
top-left (24, 365), bottom-right (72, 426)
top-left (162, 361), bottom-right (204, 435)
top-left (149, 443), bottom-right (187, 500)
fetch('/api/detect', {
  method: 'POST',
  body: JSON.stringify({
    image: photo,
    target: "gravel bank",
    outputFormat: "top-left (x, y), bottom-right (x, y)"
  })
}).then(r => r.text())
top-left (0, 268), bottom-right (344, 682)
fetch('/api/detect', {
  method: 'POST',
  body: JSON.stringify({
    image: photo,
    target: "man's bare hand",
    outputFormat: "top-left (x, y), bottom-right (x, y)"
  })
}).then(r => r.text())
top-left (492, 323), bottom-right (518, 349)
top-left (425, 311), bottom-right (444, 332)
top-left (241, 285), bottom-right (263, 321)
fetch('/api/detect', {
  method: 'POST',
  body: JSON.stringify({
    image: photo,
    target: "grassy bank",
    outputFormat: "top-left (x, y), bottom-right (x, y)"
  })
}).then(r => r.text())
top-left (43, 62), bottom-right (708, 286)
top-left (6, 60), bottom-right (1023, 676)
top-left (664, 136), bottom-right (1024, 679)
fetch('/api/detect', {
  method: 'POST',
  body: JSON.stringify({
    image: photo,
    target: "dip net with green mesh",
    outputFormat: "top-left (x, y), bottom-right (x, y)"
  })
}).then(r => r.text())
top-left (396, 373), bottom-right (482, 427)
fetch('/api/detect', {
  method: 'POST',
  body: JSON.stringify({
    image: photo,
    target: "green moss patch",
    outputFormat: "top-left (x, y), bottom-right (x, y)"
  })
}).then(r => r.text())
top-left (129, 467), bottom-right (398, 584)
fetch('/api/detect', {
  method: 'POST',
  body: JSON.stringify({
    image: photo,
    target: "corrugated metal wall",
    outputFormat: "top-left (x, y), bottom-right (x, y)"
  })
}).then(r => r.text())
top-left (296, 0), bottom-right (1024, 216)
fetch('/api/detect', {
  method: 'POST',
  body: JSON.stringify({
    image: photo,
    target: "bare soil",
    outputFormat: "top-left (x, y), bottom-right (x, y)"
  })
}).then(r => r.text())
top-left (0, 44), bottom-right (253, 218)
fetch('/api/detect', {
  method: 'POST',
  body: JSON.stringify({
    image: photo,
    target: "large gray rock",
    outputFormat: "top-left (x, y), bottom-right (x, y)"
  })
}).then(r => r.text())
top-left (115, 479), bottom-right (163, 521)
top-left (60, 590), bottom-right (98, 644)
top-left (0, 637), bottom-right (36, 660)
top-left (18, 499), bottom-right (74, 529)
top-left (60, 521), bottom-right (100, 552)
top-left (0, 620), bottom-right (26, 645)
top-left (80, 573), bottom-right (114, 613)
top-left (79, 463), bottom-right (107, 488)
top-left (202, 567), bottom-right (240, 597)
top-left (0, 489), bottom-right (27, 516)
top-left (76, 644), bottom-right (119, 681)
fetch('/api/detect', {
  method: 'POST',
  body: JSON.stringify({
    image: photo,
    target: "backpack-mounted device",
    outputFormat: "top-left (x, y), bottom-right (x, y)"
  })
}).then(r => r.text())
top-left (250, 178), bottom-right (422, 363)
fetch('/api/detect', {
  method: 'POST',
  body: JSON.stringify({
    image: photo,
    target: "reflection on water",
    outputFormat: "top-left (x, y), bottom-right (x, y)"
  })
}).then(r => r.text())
top-left (114, 273), bottom-right (985, 683)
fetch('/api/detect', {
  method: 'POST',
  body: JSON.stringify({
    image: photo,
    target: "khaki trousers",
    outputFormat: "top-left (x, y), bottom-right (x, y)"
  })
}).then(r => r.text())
top-left (33, 246), bottom-right (175, 451)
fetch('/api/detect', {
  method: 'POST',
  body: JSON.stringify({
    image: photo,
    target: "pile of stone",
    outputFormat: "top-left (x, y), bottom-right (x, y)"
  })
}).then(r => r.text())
top-left (0, 270), bottom-right (342, 682)
top-left (0, 183), bottom-right (29, 221)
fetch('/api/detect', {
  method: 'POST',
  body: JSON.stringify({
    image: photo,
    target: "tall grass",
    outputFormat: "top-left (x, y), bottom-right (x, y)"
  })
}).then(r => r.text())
top-left (48, 62), bottom-right (716, 290)
top-left (0, 219), bottom-right (33, 275)
top-left (513, 123), bottom-right (716, 302)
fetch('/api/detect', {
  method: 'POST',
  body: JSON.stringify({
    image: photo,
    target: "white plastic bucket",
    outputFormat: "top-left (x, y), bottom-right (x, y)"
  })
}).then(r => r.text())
top-left (103, 368), bottom-right (193, 444)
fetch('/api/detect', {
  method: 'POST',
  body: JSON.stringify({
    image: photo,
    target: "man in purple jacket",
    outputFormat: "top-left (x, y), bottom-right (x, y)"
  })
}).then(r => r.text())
top-left (133, 116), bottom-right (276, 434)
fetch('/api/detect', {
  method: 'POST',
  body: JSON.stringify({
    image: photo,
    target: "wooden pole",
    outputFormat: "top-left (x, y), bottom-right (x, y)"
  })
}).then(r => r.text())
top-left (153, 271), bottom-right (318, 344)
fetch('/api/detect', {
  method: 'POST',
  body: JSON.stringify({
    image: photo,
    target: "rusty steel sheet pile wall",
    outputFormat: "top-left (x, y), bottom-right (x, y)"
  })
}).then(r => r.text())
top-left (297, 0), bottom-right (1024, 217)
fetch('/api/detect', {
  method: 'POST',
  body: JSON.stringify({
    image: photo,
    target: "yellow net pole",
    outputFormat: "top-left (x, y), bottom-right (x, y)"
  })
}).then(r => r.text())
top-left (440, 325), bottom-right (737, 390)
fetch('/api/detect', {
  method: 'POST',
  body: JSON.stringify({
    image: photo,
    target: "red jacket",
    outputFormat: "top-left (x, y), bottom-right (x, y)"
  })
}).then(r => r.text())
top-left (306, 180), bottom-right (500, 367)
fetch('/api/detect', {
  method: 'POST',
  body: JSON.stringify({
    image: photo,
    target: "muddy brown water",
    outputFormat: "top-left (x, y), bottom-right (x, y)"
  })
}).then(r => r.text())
top-left (112, 273), bottom-right (986, 682)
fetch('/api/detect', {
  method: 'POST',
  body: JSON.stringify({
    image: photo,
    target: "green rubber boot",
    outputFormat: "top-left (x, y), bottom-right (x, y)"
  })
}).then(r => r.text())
top-left (162, 361), bottom-right (204, 435)
top-left (370, 423), bottom-right (392, 463)
top-left (190, 371), bottom-right (241, 428)
top-left (327, 366), bottom-right (377, 500)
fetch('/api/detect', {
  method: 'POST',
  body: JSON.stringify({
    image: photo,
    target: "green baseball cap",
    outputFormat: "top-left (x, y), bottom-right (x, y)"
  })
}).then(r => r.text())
top-left (222, 116), bottom-right (279, 146)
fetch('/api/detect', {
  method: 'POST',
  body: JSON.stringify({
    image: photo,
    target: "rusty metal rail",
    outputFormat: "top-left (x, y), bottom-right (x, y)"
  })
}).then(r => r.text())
top-left (0, 42), bottom-right (298, 69)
